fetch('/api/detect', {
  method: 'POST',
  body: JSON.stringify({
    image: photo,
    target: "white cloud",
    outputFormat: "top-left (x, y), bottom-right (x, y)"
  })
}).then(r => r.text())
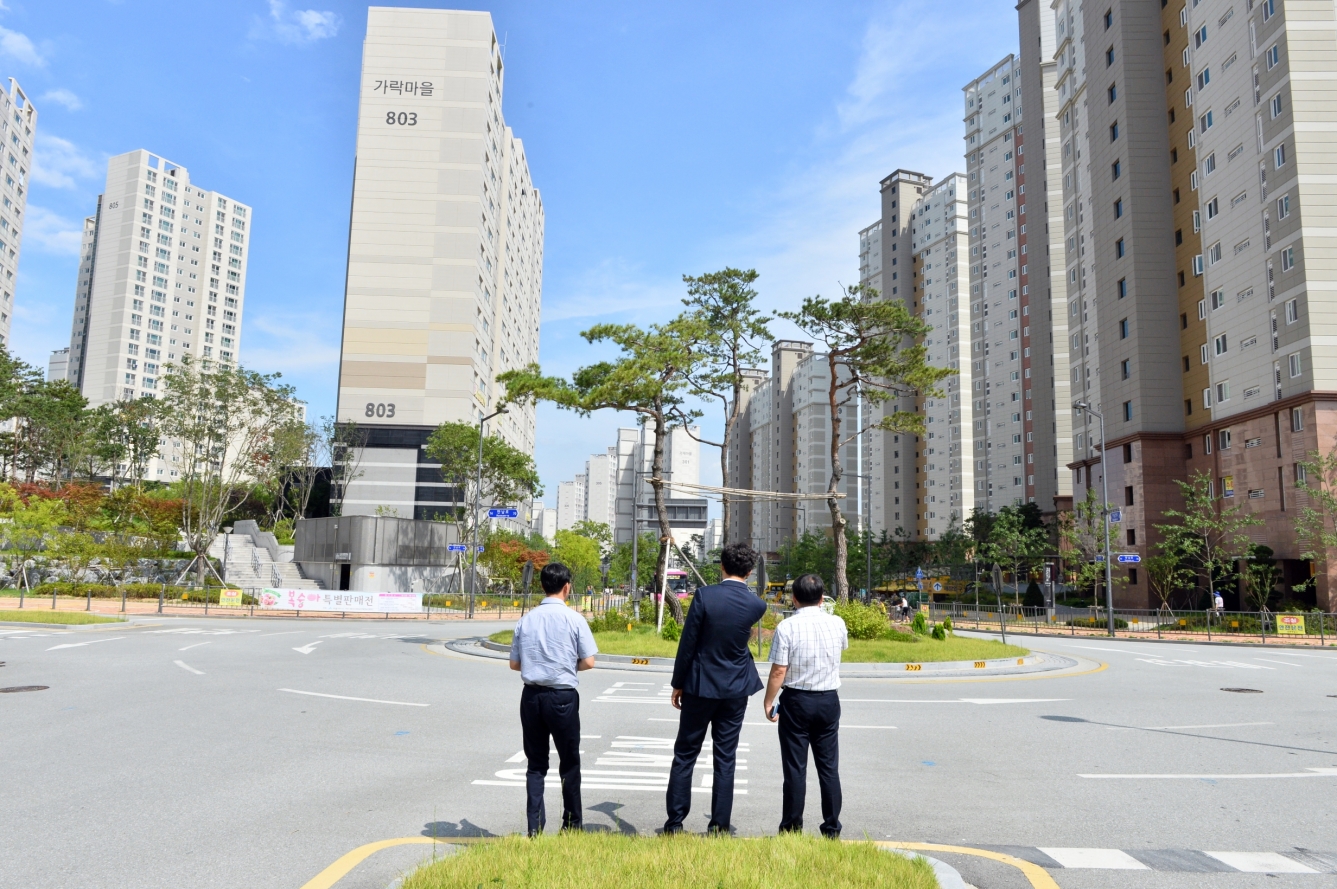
top-left (30, 134), bottom-right (99, 189)
top-left (38, 88), bottom-right (82, 111)
top-left (22, 205), bottom-right (83, 254)
top-left (240, 312), bottom-right (341, 373)
top-left (0, 25), bottom-right (44, 67)
top-left (541, 257), bottom-right (683, 324)
top-left (256, 0), bottom-right (341, 45)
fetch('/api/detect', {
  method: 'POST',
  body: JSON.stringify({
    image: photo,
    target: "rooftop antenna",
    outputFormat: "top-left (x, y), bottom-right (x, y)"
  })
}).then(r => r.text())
top-left (500, 31), bottom-right (507, 61)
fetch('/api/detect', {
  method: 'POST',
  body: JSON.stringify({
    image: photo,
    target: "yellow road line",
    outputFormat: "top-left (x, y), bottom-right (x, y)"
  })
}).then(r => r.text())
top-left (880, 842), bottom-right (1062, 889)
top-left (303, 836), bottom-right (1063, 889)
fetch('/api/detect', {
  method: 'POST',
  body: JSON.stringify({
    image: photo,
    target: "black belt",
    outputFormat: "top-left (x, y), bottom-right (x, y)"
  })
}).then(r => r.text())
top-left (782, 687), bottom-right (838, 694)
top-left (524, 683), bottom-right (575, 691)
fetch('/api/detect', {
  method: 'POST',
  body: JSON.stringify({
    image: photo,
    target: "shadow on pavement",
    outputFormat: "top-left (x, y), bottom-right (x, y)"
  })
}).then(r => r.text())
top-left (421, 819), bottom-right (497, 838)
top-left (587, 801), bottom-right (638, 835)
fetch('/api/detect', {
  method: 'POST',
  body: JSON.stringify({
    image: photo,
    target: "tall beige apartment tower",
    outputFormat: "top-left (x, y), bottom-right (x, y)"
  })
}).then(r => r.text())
top-left (1046, 0), bottom-right (1337, 609)
top-left (66, 149), bottom-right (250, 406)
top-left (0, 80), bottom-right (36, 350)
top-left (336, 8), bottom-right (543, 519)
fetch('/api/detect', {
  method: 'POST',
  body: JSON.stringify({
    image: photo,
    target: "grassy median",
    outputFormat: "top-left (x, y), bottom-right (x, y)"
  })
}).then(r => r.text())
top-left (0, 609), bottom-right (124, 625)
top-left (402, 832), bottom-right (938, 889)
top-left (489, 627), bottom-right (1027, 662)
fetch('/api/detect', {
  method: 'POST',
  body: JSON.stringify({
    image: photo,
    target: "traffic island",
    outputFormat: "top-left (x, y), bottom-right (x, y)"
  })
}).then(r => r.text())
top-left (0, 610), bottom-right (125, 627)
top-left (400, 832), bottom-right (940, 889)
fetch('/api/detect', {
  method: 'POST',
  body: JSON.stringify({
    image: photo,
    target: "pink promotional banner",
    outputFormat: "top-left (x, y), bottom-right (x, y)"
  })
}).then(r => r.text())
top-left (258, 589), bottom-right (422, 613)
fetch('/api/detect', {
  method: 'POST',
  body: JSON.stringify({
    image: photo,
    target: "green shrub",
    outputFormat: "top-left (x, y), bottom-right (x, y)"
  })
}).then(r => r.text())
top-left (1065, 617), bottom-right (1130, 629)
top-left (942, 617), bottom-right (953, 635)
top-left (833, 600), bottom-right (892, 641)
top-left (910, 611), bottom-right (928, 635)
top-left (1023, 580), bottom-right (1045, 608)
top-left (589, 609), bottom-right (635, 633)
top-left (661, 619), bottom-right (681, 641)
top-left (930, 622), bottom-right (947, 641)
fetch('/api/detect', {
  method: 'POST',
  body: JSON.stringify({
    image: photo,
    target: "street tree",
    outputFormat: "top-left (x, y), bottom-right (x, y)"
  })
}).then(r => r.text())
top-left (1145, 550), bottom-right (1191, 613)
top-left (778, 284), bottom-right (954, 601)
top-left (1059, 488), bottom-right (1124, 604)
top-left (1, 494), bottom-right (67, 594)
top-left (424, 420), bottom-right (542, 561)
top-left (1155, 469), bottom-right (1262, 607)
top-left (677, 268), bottom-right (771, 539)
top-left (553, 529), bottom-right (602, 594)
top-left (609, 532), bottom-right (660, 591)
top-left (159, 357), bottom-right (302, 585)
top-left (499, 318), bottom-right (709, 623)
top-left (569, 519), bottom-right (613, 560)
top-left (1294, 447), bottom-right (1337, 602)
top-left (981, 505), bottom-right (1049, 605)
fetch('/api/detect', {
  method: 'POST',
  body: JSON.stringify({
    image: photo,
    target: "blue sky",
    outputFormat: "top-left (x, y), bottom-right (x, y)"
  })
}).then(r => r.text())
top-left (10, 0), bottom-right (1019, 508)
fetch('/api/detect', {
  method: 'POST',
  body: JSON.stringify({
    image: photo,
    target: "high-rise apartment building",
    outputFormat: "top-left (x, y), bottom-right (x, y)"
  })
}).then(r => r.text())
top-left (555, 474), bottom-right (586, 531)
top-left (0, 80), bottom-right (34, 350)
top-left (1043, 0), bottom-right (1337, 608)
top-left (907, 174), bottom-right (974, 538)
top-left (66, 149), bottom-right (250, 404)
top-left (965, 44), bottom-right (1072, 517)
top-left (584, 448), bottom-right (617, 531)
top-left (335, 7), bottom-right (543, 519)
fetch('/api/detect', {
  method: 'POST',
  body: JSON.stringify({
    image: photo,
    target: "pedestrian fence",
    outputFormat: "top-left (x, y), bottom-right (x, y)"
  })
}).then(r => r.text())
top-left (924, 601), bottom-right (1337, 643)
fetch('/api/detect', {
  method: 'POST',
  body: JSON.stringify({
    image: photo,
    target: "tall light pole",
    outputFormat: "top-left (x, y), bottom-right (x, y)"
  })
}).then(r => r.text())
top-left (468, 406), bottom-right (507, 618)
top-left (1074, 400), bottom-right (1115, 637)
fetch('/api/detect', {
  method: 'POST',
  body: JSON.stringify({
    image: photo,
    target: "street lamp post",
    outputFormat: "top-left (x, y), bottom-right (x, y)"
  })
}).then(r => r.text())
top-left (468, 406), bottom-right (507, 619)
top-left (1074, 400), bottom-right (1115, 637)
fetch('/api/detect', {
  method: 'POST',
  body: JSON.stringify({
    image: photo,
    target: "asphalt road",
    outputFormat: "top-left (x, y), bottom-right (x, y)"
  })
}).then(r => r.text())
top-left (2, 616), bottom-right (1335, 889)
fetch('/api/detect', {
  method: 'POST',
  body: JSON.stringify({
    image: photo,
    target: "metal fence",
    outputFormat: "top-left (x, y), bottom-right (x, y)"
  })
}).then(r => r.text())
top-left (925, 601), bottom-right (1337, 644)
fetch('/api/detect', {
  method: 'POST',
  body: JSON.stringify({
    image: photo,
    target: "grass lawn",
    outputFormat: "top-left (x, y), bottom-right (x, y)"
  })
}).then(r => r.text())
top-left (0, 609), bottom-right (124, 625)
top-left (490, 627), bottom-right (1026, 662)
top-left (401, 832), bottom-right (938, 889)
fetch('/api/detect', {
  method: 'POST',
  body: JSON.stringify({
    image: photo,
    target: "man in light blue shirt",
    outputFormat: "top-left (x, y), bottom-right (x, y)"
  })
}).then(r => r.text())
top-left (509, 562), bottom-right (598, 834)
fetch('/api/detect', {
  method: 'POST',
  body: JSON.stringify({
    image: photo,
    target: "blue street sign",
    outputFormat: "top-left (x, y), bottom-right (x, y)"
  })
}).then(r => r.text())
top-left (477, 545), bottom-right (486, 552)
top-left (488, 508), bottom-right (520, 519)
top-left (447, 544), bottom-right (467, 553)
top-left (1110, 509), bottom-right (1122, 523)
top-left (915, 567), bottom-right (925, 580)
top-left (1117, 553), bottom-right (1142, 564)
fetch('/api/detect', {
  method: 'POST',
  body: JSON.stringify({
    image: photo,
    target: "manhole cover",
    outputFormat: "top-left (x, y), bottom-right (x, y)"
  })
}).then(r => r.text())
top-left (1221, 687), bottom-right (1263, 694)
top-left (0, 685), bottom-right (48, 693)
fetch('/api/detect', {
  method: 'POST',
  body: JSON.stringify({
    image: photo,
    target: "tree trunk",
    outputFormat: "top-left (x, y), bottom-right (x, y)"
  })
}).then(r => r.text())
top-left (827, 355), bottom-right (850, 601)
top-left (720, 409), bottom-right (732, 546)
top-left (650, 406), bottom-right (685, 624)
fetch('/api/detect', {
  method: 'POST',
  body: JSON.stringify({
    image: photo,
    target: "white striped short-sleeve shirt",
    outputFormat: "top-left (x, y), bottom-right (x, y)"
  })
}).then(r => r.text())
top-left (769, 606), bottom-right (848, 691)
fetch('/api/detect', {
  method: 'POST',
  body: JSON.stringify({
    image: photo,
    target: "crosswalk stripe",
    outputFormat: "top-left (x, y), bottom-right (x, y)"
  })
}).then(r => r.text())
top-left (1038, 848), bottom-right (1148, 870)
top-left (1204, 852), bottom-right (1318, 874)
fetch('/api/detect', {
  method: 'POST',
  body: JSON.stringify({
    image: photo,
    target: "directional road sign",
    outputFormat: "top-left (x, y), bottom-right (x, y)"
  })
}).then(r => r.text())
top-left (1110, 509), bottom-right (1122, 523)
top-left (488, 508), bottom-right (520, 519)
top-left (447, 544), bottom-right (467, 553)
top-left (1116, 553), bottom-right (1142, 564)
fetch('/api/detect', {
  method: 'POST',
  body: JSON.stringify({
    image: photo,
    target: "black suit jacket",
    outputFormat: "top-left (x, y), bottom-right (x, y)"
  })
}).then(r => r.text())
top-left (670, 579), bottom-right (767, 699)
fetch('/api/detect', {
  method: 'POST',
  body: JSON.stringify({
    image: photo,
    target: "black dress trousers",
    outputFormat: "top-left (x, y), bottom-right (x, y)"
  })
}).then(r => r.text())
top-left (777, 687), bottom-right (842, 837)
top-left (519, 684), bottom-right (582, 834)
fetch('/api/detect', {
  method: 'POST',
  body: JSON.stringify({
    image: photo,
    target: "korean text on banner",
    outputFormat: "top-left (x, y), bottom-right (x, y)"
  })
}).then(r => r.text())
top-left (1276, 614), bottom-right (1305, 635)
top-left (218, 588), bottom-right (244, 607)
top-left (257, 589), bottom-right (423, 613)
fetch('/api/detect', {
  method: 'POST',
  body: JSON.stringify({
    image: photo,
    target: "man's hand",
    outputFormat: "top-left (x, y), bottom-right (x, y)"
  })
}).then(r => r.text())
top-left (577, 656), bottom-right (595, 672)
top-left (670, 688), bottom-right (683, 710)
top-left (764, 663), bottom-right (786, 722)
top-left (509, 660), bottom-right (521, 672)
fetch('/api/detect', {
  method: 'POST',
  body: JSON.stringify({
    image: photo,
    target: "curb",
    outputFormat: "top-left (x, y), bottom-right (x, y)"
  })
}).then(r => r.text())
top-left (451, 639), bottom-right (1078, 678)
top-left (884, 848), bottom-right (972, 889)
top-left (0, 619), bottom-right (90, 630)
top-left (961, 627), bottom-right (1337, 651)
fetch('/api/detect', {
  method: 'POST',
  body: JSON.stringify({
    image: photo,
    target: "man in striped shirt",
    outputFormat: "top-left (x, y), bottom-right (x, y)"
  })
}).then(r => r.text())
top-left (763, 573), bottom-right (848, 838)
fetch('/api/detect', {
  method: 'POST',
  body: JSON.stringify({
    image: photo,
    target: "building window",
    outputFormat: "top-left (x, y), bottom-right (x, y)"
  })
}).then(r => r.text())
top-left (1266, 44), bottom-right (1279, 69)
top-left (1114, 198), bottom-right (1124, 218)
top-left (1117, 278), bottom-right (1127, 299)
top-left (1112, 159), bottom-right (1122, 180)
top-left (1123, 401), bottom-right (1133, 421)
top-left (1217, 381), bottom-right (1230, 402)
top-left (1194, 25), bottom-right (1208, 48)
top-left (1215, 333), bottom-right (1228, 355)
top-left (1116, 238), bottom-right (1126, 258)
top-left (1204, 388), bottom-right (1213, 408)
top-left (1292, 407), bottom-right (1304, 432)
top-left (1208, 242), bottom-right (1222, 264)
top-left (1201, 344), bottom-right (1210, 364)
top-left (1199, 111), bottom-right (1214, 133)
top-left (1106, 46), bottom-right (1115, 67)
top-left (1108, 83), bottom-right (1118, 104)
top-left (1110, 121), bottom-right (1120, 141)
top-left (1121, 359), bottom-right (1131, 380)
top-left (1193, 254), bottom-right (1204, 276)
top-left (1263, 0), bottom-right (1276, 20)
top-left (1277, 194), bottom-right (1291, 219)
top-left (1119, 318), bottom-right (1130, 339)
top-left (1290, 352), bottom-right (1303, 378)
top-left (1275, 143), bottom-right (1287, 168)
top-left (1211, 289), bottom-right (1225, 310)
top-left (1104, 8), bottom-right (1113, 29)
top-left (1286, 298), bottom-right (1299, 323)
top-left (1197, 68), bottom-right (1211, 90)
top-left (1204, 433), bottom-right (1213, 454)
top-left (1282, 246), bottom-right (1295, 271)
top-left (1220, 429), bottom-right (1232, 450)
top-left (1125, 485), bottom-right (1135, 506)
top-left (1206, 197), bottom-right (1220, 218)
top-left (1204, 152), bottom-right (1216, 174)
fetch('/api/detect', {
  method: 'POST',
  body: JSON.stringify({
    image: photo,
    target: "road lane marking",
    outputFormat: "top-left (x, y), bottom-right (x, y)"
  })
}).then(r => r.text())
top-left (841, 697), bottom-right (1069, 704)
top-left (1039, 848), bottom-right (1149, 869)
top-left (278, 688), bottom-right (428, 706)
top-left (46, 637), bottom-right (124, 651)
top-left (174, 660), bottom-right (204, 675)
top-left (293, 641), bottom-right (323, 654)
top-left (179, 642), bottom-right (212, 651)
top-left (1080, 767), bottom-right (1337, 779)
top-left (1145, 722), bottom-right (1273, 730)
top-left (1136, 658), bottom-right (1272, 668)
top-left (1204, 852), bottom-right (1318, 873)
top-left (880, 843), bottom-right (1060, 889)
top-left (260, 631), bottom-right (304, 636)
top-left (1254, 658), bottom-right (1303, 667)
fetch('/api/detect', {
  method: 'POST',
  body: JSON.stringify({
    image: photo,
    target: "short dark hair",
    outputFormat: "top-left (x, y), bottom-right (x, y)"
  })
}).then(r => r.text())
top-left (540, 562), bottom-right (572, 594)
top-left (719, 542), bottom-right (758, 579)
top-left (792, 574), bottom-right (825, 606)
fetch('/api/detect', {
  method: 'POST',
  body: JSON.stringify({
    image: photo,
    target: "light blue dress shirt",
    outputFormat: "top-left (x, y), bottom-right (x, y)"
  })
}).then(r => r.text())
top-left (511, 597), bottom-right (598, 688)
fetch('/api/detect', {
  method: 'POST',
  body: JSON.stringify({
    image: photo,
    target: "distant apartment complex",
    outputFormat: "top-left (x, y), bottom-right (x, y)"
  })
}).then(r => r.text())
top-left (63, 149), bottom-right (250, 407)
top-left (335, 8), bottom-right (544, 519)
top-left (0, 80), bottom-right (35, 350)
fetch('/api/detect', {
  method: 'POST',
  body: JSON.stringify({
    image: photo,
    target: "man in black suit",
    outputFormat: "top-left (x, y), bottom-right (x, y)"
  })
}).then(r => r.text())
top-left (663, 542), bottom-right (767, 834)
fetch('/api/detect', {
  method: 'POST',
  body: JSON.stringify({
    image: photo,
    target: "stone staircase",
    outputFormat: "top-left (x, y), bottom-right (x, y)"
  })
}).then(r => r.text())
top-left (207, 531), bottom-right (324, 591)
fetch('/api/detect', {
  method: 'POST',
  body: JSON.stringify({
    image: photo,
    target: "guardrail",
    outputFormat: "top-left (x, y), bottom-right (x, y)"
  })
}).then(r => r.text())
top-left (925, 601), bottom-right (1336, 644)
